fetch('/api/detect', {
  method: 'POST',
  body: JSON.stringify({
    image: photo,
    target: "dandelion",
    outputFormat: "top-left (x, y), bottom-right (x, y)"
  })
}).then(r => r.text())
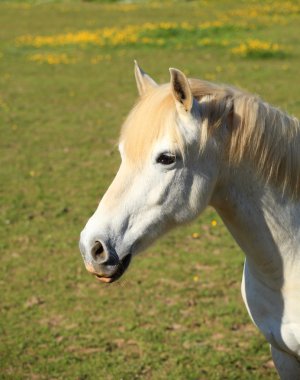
top-left (102, 3), bottom-right (138, 12)
top-left (231, 39), bottom-right (284, 58)
top-left (193, 275), bottom-right (200, 282)
top-left (90, 54), bottom-right (111, 65)
top-left (192, 232), bottom-right (200, 239)
top-left (211, 220), bottom-right (217, 227)
top-left (197, 38), bottom-right (229, 48)
top-left (28, 53), bottom-right (75, 65)
top-left (180, 22), bottom-right (193, 31)
top-left (199, 20), bottom-right (224, 30)
top-left (198, 38), bottom-right (213, 47)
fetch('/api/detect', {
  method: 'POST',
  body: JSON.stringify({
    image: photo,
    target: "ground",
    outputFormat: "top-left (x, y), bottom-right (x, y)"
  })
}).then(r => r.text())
top-left (0, 1), bottom-right (300, 379)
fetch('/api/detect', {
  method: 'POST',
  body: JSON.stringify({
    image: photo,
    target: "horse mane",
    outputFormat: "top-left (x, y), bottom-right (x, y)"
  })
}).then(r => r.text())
top-left (121, 78), bottom-right (300, 199)
top-left (189, 79), bottom-right (300, 199)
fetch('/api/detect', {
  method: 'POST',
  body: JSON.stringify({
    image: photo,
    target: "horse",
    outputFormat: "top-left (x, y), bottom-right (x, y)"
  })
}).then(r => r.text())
top-left (79, 61), bottom-right (300, 379)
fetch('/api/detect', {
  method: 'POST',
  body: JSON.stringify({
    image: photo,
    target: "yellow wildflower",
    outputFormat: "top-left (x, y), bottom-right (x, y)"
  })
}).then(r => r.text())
top-left (90, 54), bottom-right (111, 65)
top-left (28, 53), bottom-right (74, 65)
top-left (231, 39), bottom-right (283, 57)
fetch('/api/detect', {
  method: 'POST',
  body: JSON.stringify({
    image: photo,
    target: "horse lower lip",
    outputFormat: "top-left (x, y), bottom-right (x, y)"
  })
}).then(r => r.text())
top-left (94, 254), bottom-right (132, 284)
top-left (95, 273), bottom-right (120, 284)
top-left (96, 275), bottom-right (114, 283)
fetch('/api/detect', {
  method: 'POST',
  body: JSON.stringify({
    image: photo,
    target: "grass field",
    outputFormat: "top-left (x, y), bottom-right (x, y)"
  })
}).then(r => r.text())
top-left (1, 1), bottom-right (300, 379)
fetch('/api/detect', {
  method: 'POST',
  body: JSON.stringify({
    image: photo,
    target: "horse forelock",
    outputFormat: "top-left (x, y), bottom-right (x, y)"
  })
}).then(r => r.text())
top-left (120, 85), bottom-right (184, 164)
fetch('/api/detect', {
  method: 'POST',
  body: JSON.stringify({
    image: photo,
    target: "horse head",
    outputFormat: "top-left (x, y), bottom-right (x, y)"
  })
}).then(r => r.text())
top-left (79, 63), bottom-right (223, 283)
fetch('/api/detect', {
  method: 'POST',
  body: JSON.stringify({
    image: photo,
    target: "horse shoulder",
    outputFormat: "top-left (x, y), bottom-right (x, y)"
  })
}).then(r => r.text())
top-left (242, 260), bottom-right (300, 358)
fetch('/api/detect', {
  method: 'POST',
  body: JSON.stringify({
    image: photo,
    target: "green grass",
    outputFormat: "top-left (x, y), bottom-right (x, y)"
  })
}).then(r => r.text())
top-left (1, 1), bottom-right (300, 379)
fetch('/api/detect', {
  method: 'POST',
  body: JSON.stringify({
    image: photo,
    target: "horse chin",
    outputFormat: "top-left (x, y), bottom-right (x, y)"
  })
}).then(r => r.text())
top-left (95, 253), bottom-right (132, 284)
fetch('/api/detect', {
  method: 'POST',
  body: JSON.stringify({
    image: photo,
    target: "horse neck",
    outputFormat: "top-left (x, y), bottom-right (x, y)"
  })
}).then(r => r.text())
top-left (210, 162), bottom-right (300, 290)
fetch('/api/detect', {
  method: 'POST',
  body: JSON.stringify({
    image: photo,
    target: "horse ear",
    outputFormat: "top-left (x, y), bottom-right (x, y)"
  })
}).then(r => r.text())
top-left (134, 60), bottom-right (157, 96)
top-left (169, 68), bottom-right (193, 112)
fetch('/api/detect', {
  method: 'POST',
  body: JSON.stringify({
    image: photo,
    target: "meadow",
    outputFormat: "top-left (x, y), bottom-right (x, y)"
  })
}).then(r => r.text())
top-left (1, 1), bottom-right (300, 379)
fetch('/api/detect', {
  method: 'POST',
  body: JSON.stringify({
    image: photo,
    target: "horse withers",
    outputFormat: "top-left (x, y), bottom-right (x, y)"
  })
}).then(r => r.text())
top-left (79, 62), bottom-right (300, 379)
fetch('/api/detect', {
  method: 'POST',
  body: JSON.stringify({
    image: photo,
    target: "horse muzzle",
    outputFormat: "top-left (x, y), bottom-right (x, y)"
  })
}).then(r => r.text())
top-left (79, 240), bottom-right (132, 283)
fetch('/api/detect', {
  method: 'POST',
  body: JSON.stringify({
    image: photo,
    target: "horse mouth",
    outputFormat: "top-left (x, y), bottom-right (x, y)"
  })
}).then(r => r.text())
top-left (95, 254), bottom-right (132, 283)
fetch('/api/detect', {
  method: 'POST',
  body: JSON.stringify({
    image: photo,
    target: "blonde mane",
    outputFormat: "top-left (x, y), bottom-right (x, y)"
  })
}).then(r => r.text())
top-left (189, 79), bottom-right (300, 199)
top-left (121, 79), bottom-right (300, 198)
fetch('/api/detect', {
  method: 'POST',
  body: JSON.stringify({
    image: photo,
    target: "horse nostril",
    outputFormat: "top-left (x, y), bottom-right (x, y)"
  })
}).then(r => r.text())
top-left (91, 241), bottom-right (107, 264)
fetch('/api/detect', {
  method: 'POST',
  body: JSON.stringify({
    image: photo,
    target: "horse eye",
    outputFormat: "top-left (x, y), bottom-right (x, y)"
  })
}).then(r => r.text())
top-left (156, 153), bottom-right (176, 165)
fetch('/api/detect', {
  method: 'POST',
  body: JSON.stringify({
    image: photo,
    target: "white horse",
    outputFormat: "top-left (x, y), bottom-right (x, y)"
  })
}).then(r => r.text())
top-left (79, 62), bottom-right (300, 379)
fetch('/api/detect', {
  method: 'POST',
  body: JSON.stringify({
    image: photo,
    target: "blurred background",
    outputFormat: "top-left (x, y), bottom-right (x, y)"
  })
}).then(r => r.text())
top-left (1, 1), bottom-right (299, 379)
